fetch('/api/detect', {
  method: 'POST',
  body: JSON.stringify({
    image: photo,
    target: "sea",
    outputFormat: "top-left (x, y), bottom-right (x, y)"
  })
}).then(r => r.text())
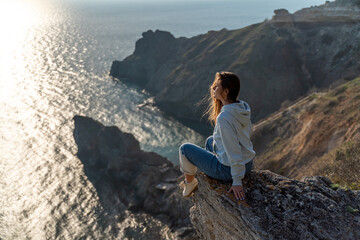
top-left (0, 0), bottom-right (325, 238)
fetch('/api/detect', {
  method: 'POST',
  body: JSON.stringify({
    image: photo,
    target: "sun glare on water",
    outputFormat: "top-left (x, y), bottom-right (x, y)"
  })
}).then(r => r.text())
top-left (0, 0), bottom-right (45, 46)
top-left (0, 0), bottom-right (47, 103)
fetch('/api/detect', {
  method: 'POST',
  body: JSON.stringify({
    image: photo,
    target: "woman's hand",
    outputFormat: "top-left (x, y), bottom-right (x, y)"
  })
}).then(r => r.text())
top-left (228, 185), bottom-right (245, 200)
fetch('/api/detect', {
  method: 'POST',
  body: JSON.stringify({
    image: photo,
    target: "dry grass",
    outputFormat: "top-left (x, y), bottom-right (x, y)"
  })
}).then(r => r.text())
top-left (314, 139), bottom-right (360, 190)
top-left (253, 77), bottom-right (360, 188)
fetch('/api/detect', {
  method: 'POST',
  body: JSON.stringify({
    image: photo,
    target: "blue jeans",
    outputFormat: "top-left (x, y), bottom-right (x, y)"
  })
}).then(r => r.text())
top-left (179, 136), bottom-right (253, 183)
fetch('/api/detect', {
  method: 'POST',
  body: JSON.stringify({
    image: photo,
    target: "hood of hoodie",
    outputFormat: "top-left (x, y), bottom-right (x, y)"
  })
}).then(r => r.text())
top-left (220, 100), bottom-right (251, 127)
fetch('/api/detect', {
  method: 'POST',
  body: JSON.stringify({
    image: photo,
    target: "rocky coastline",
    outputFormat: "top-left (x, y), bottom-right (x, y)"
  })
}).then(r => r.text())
top-left (101, 1), bottom-right (360, 238)
top-left (72, 115), bottom-right (197, 239)
top-left (72, 115), bottom-right (360, 239)
top-left (110, 0), bottom-right (360, 136)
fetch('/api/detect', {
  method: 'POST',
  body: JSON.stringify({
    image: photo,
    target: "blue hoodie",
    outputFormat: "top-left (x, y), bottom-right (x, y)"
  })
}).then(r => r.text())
top-left (213, 100), bottom-right (256, 186)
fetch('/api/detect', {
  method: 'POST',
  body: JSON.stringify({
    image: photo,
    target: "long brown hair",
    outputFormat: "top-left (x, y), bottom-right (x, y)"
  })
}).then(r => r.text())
top-left (203, 71), bottom-right (241, 125)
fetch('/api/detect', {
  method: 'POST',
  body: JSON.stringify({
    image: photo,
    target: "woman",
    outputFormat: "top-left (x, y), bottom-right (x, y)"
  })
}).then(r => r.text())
top-left (179, 71), bottom-right (255, 201)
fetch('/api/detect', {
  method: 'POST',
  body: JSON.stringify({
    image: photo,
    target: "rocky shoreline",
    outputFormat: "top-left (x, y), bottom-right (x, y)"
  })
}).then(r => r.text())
top-left (72, 115), bottom-right (360, 239)
top-left (110, 0), bottom-right (360, 136)
top-left (72, 115), bottom-right (197, 239)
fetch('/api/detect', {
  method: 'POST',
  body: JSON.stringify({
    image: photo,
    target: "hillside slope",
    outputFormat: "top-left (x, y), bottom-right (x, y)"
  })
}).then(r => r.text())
top-left (110, 0), bottom-right (360, 135)
top-left (252, 77), bottom-right (360, 188)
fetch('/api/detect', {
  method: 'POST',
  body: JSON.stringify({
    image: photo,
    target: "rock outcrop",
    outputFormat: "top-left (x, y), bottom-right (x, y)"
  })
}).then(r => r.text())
top-left (72, 115), bottom-right (197, 239)
top-left (190, 171), bottom-right (360, 240)
top-left (110, 0), bottom-right (360, 136)
top-left (272, 0), bottom-right (360, 23)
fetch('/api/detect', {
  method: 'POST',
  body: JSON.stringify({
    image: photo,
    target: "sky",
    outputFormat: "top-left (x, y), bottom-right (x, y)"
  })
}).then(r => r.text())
top-left (59, 0), bottom-right (328, 5)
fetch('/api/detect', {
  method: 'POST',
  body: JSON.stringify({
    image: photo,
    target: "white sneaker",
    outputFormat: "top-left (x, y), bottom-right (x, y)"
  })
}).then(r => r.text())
top-left (182, 178), bottom-right (198, 197)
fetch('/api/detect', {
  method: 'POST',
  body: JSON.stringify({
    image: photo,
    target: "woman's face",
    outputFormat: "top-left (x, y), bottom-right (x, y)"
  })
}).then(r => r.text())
top-left (212, 80), bottom-right (228, 101)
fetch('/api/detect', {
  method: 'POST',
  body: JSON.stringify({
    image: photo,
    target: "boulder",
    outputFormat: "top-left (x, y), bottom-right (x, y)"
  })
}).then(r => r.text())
top-left (190, 170), bottom-right (360, 240)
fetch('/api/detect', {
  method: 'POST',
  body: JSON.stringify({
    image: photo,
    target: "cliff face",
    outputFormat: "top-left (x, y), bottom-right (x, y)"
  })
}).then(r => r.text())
top-left (110, 0), bottom-right (360, 135)
top-left (72, 115), bottom-right (197, 239)
top-left (190, 171), bottom-right (360, 240)
top-left (252, 77), bottom-right (360, 185)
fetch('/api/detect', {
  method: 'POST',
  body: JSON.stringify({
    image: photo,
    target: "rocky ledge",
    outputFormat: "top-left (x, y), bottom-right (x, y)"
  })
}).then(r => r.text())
top-left (190, 170), bottom-right (360, 240)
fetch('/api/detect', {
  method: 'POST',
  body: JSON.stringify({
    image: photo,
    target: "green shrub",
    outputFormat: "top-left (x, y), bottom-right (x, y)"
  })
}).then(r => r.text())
top-left (333, 85), bottom-right (347, 96)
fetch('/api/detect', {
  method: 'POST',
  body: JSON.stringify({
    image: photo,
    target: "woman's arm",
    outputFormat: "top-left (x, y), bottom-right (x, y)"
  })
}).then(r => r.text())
top-left (218, 118), bottom-right (246, 186)
top-left (218, 118), bottom-right (247, 200)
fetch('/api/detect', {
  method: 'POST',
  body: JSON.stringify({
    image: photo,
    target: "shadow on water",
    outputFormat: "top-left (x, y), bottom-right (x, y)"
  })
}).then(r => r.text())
top-left (72, 115), bottom-right (128, 235)
top-left (72, 115), bottom-right (196, 238)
